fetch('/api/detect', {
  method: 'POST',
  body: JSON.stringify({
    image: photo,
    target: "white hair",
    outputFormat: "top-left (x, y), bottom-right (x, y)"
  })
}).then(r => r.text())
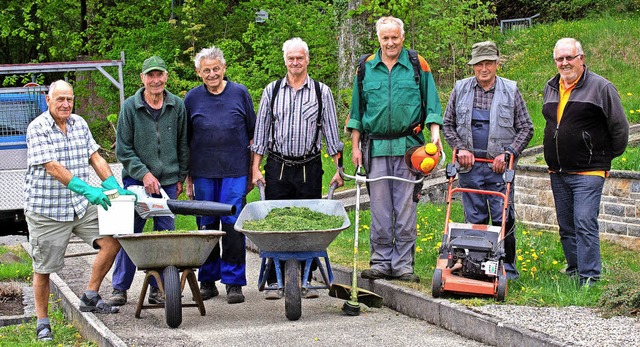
top-left (282, 38), bottom-right (309, 60)
top-left (553, 38), bottom-right (584, 58)
top-left (48, 80), bottom-right (73, 97)
top-left (194, 46), bottom-right (226, 69)
top-left (376, 16), bottom-right (405, 38)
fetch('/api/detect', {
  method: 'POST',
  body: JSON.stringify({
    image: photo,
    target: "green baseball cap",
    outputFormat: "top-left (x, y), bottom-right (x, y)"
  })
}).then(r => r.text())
top-left (141, 56), bottom-right (167, 74)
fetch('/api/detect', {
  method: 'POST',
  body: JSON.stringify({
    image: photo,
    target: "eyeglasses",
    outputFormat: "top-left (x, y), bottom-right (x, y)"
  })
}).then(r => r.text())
top-left (554, 54), bottom-right (582, 63)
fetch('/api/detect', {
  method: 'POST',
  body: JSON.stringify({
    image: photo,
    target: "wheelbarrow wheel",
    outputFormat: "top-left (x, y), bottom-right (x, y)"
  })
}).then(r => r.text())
top-left (284, 259), bottom-right (302, 321)
top-left (431, 268), bottom-right (443, 298)
top-left (163, 265), bottom-right (182, 328)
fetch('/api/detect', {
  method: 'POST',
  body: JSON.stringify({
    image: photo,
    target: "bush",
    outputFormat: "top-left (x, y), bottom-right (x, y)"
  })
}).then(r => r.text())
top-left (598, 263), bottom-right (640, 317)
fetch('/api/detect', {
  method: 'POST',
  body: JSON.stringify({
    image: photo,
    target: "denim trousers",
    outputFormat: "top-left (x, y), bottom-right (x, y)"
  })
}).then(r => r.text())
top-left (111, 178), bottom-right (177, 291)
top-left (549, 173), bottom-right (604, 280)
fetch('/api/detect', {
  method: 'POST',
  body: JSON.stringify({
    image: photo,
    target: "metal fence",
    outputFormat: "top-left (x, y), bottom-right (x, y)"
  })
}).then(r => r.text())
top-left (500, 13), bottom-right (540, 34)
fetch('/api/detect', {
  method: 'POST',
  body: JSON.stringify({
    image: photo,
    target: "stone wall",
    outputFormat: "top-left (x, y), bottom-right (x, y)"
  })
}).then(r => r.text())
top-left (514, 161), bottom-right (640, 249)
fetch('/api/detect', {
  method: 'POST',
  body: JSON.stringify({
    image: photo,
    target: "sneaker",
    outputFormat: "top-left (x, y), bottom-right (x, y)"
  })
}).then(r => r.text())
top-left (199, 281), bottom-right (219, 301)
top-left (302, 282), bottom-right (319, 299)
top-left (108, 289), bottom-right (127, 306)
top-left (79, 294), bottom-right (119, 314)
top-left (579, 276), bottom-right (598, 287)
top-left (36, 324), bottom-right (53, 341)
top-left (395, 273), bottom-right (420, 283)
top-left (264, 283), bottom-right (283, 300)
top-left (361, 268), bottom-right (389, 280)
top-left (560, 265), bottom-right (578, 278)
top-left (504, 263), bottom-right (520, 280)
top-left (148, 287), bottom-right (165, 305)
top-left (226, 285), bottom-right (245, 304)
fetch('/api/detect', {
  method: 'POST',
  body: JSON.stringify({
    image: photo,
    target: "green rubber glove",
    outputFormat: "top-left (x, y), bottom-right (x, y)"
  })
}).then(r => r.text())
top-left (101, 175), bottom-right (138, 202)
top-left (68, 176), bottom-right (111, 210)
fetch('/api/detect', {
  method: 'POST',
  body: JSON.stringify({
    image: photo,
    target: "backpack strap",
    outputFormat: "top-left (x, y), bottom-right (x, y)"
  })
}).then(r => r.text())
top-left (357, 53), bottom-right (373, 116)
top-left (407, 49), bottom-right (426, 143)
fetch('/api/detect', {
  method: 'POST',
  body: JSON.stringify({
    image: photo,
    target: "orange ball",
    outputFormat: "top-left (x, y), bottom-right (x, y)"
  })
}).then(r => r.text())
top-left (420, 158), bottom-right (436, 173)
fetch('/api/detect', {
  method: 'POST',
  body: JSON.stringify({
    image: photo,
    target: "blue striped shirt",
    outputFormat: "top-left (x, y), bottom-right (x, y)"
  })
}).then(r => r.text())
top-left (251, 75), bottom-right (342, 157)
top-left (24, 111), bottom-right (100, 221)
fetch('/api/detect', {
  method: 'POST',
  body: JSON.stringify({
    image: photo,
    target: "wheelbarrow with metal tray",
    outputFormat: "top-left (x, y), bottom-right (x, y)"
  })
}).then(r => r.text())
top-left (331, 142), bottom-right (445, 316)
top-left (114, 186), bottom-right (236, 328)
top-left (234, 182), bottom-right (349, 321)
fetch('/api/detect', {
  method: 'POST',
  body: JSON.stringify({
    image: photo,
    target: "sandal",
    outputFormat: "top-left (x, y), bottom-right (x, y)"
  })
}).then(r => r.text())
top-left (36, 323), bottom-right (54, 341)
top-left (79, 293), bottom-right (119, 314)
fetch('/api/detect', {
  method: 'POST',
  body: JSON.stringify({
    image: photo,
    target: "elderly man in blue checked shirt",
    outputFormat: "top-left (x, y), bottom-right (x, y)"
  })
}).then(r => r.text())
top-left (24, 80), bottom-right (135, 341)
top-left (251, 37), bottom-right (344, 300)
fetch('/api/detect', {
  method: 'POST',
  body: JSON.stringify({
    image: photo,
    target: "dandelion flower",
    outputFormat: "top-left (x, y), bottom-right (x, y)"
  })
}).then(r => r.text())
top-left (631, 110), bottom-right (636, 114)
top-left (552, 260), bottom-right (558, 265)
top-left (627, 92), bottom-right (633, 96)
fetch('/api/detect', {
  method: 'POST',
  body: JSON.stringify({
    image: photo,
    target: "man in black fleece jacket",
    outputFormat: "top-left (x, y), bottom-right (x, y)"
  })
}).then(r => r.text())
top-left (542, 37), bottom-right (628, 287)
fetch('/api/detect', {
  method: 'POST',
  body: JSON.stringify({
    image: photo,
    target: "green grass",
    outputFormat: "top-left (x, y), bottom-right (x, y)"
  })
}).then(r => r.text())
top-left (0, 246), bottom-right (95, 346)
top-left (0, 245), bottom-right (32, 282)
top-left (0, 300), bottom-right (97, 346)
top-left (612, 144), bottom-right (640, 171)
top-left (327, 201), bottom-right (640, 310)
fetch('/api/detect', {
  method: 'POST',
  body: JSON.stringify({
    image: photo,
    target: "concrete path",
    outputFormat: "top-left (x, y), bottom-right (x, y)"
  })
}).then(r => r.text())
top-left (52, 238), bottom-right (489, 347)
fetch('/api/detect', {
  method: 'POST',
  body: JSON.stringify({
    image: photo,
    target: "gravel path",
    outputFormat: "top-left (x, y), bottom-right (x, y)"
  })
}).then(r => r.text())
top-left (472, 304), bottom-right (640, 346)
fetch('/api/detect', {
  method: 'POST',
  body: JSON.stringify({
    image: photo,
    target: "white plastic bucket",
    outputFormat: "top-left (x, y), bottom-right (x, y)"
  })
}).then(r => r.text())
top-left (98, 192), bottom-right (136, 235)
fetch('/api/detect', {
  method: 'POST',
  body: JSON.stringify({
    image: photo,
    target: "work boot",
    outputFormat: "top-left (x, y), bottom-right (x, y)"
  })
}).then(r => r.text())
top-left (361, 268), bottom-right (388, 280)
top-left (199, 281), bottom-right (219, 301)
top-left (36, 324), bottom-right (53, 341)
top-left (302, 282), bottom-right (319, 299)
top-left (108, 289), bottom-right (127, 306)
top-left (148, 287), bottom-right (165, 305)
top-left (264, 283), bottom-right (283, 300)
top-left (226, 285), bottom-right (245, 304)
top-left (395, 273), bottom-right (420, 283)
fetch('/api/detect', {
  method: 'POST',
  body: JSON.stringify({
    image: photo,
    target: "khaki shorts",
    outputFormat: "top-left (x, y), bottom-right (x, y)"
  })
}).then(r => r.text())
top-left (26, 206), bottom-right (102, 274)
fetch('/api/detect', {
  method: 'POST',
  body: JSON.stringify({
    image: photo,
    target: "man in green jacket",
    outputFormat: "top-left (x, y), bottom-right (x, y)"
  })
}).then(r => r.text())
top-left (347, 16), bottom-right (443, 282)
top-left (108, 56), bottom-right (189, 306)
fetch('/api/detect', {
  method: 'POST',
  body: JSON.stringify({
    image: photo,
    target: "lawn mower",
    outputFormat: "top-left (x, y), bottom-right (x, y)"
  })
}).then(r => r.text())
top-left (431, 149), bottom-right (515, 301)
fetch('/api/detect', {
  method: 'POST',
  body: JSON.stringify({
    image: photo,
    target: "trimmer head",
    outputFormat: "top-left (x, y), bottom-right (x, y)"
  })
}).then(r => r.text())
top-left (342, 300), bottom-right (361, 316)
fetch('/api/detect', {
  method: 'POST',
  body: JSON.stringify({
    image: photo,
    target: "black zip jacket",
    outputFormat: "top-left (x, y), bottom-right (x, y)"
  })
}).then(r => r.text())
top-left (542, 66), bottom-right (629, 173)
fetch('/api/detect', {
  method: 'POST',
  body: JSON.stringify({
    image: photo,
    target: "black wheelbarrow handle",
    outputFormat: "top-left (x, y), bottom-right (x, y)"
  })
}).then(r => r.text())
top-left (167, 200), bottom-right (236, 216)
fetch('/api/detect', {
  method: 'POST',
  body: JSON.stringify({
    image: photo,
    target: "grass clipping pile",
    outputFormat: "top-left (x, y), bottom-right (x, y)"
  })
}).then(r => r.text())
top-left (244, 207), bottom-right (343, 231)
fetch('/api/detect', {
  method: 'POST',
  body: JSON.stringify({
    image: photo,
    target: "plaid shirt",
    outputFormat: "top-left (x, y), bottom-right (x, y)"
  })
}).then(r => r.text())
top-left (251, 75), bottom-right (342, 157)
top-left (443, 77), bottom-right (532, 155)
top-left (24, 111), bottom-right (100, 221)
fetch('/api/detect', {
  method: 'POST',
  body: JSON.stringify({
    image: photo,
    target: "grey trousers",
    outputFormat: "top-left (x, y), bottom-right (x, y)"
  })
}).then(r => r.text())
top-left (366, 156), bottom-right (418, 277)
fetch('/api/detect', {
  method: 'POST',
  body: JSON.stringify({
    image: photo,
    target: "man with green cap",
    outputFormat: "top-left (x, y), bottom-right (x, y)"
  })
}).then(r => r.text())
top-left (442, 41), bottom-right (534, 280)
top-left (108, 55), bottom-right (189, 306)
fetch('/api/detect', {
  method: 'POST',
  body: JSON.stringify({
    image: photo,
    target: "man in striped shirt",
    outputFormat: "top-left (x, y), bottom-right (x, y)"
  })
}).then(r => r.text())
top-left (251, 37), bottom-right (343, 299)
